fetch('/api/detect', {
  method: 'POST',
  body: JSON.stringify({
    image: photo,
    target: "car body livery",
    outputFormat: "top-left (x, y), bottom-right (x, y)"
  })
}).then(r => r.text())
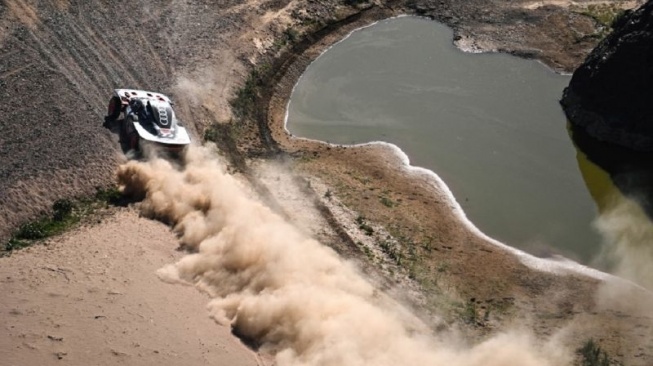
top-left (105, 89), bottom-right (190, 153)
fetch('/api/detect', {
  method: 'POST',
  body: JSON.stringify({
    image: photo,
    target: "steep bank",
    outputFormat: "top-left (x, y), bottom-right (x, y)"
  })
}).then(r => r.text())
top-left (561, 0), bottom-right (653, 151)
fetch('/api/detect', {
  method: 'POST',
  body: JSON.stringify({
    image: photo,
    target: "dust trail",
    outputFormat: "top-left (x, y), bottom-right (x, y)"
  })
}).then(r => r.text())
top-left (590, 194), bottom-right (653, 360)
top-left (117, 145), bottom-right (570, 366)
top-left (594, 194), bottom-right (653, 291)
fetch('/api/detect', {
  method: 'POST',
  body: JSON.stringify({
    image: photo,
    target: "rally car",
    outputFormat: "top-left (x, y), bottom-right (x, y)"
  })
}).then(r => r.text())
top-left (103, 89), bottom-right (190, 153)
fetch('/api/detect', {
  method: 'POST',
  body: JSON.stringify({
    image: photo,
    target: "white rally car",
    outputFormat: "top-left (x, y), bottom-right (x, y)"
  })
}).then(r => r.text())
top-left (104, 89), bottom-right (190, 153)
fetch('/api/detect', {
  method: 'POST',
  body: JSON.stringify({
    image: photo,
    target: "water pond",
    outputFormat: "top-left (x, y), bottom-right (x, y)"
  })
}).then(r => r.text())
top-left (286, 16), bottom-right (602, 263)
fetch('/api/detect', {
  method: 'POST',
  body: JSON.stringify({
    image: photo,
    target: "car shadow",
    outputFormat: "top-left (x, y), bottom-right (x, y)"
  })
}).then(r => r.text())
top-left (103, 118), bottom-right (144, 159)
top-left (103, 118), bottom-right (129, 151)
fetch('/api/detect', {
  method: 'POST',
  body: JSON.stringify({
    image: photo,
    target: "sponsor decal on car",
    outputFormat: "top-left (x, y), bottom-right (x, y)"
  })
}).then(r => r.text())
top-left (157, 106), bottom-right (169, 126)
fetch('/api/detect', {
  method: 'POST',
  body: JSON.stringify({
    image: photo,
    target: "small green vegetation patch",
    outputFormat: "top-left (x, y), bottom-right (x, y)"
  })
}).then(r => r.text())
top-left (355, 215), bottom-right (374, 236)
top-left (5, 199), bottom-right (80, 253)
top-left (229, 64), bottom-right (273, 121)
top-left (379, 196), bottom-right (396, 208)
top-left (379, 240), bottom-right (402, 265)
top-left (572, 3), bottom-right (627, 28)
top-left (94, 186), bottom-right (123, 205)
top-left (578, 339), bottom-right (613, 366)
top-left (3, 187), bottom-right (124, 256)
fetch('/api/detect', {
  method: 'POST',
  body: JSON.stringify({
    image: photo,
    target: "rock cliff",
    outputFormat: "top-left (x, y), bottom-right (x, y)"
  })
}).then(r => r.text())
top-left (561, 0), bottom-right (653, 151)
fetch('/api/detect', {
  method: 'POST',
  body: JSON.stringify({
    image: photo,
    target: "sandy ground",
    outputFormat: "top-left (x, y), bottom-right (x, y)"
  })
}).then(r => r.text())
top-left (0, 209), bottom-right (261, 366)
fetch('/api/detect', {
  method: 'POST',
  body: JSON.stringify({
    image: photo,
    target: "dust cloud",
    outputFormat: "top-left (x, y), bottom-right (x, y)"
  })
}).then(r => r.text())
top-left (117, 145), bottom-right (571, 366)
top-left (173, 57), bottom-right (244, 123)
top-left (589, 194), bottom-right (653, 359)
top-left (594, 194), bottom-right (653, 289)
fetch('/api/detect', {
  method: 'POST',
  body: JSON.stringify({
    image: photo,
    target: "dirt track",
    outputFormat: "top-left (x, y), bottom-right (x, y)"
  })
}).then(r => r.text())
top-left (2, 0), bottom-right (652, 365)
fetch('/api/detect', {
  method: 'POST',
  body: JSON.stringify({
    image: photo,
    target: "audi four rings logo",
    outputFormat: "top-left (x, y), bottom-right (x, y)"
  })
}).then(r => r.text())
top-left (158, 106), bottom-right (169, 126)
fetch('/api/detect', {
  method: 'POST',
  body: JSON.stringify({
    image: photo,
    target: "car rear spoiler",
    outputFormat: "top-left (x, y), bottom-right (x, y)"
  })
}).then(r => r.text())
top-left (113, 89), bottom-right (173, 106)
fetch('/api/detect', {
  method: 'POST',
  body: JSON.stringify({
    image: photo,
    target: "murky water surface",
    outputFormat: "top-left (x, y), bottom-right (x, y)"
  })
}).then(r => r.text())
top-left (286, 16), bottom-right (602, 263)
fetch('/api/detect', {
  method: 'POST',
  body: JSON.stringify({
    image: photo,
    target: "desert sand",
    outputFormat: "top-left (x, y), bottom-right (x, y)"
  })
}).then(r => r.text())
top-left (0, 209), bottom-right (261, 366)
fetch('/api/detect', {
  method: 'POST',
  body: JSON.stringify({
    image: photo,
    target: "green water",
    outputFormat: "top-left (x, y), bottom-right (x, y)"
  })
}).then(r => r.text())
top-left (286, 16), bottom-right (603, 263)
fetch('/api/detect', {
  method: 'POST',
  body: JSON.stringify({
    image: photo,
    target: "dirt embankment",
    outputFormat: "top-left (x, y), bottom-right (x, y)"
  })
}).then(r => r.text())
top-left (1, 0), bottom-right (652, 364)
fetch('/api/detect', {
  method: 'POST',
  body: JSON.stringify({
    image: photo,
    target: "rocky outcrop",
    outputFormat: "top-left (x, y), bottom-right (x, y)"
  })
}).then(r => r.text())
top-left (561, 0), bottom-right (653, 151)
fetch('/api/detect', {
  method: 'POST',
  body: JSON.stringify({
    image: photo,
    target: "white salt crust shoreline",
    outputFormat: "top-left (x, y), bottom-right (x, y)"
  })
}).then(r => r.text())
top-left (279, 15), bottom-right (645, 286)
top-left (284, 130), bottom-right (616, 281)
top-left (283, 97), bottom-right (616, 280)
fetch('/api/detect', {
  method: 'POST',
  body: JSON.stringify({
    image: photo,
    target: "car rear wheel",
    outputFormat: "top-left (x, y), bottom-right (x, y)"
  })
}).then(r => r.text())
top-left (106, 96), bottom-right (122, 122)
top-left (121, 116), bottom-right (141, 151)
